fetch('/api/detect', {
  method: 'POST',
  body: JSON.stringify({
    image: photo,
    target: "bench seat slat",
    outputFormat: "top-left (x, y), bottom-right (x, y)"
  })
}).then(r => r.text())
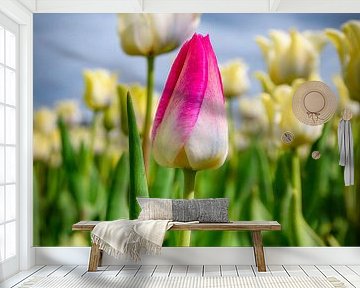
top-left (72, 220), bottom-right (281, 231)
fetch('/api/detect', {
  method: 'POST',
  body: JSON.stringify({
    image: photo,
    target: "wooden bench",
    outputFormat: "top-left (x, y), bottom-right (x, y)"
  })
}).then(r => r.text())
top-left (72, 220), bottom-right (281, 273)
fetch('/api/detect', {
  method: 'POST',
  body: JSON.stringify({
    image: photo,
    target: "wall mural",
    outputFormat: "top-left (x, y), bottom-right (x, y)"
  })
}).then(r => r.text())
top-left (33, 14), bottom-right (360, 247)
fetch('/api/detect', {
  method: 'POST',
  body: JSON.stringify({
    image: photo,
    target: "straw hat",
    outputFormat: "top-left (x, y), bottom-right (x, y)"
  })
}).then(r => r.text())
top-left (292, 81), bottom-right (337, 126)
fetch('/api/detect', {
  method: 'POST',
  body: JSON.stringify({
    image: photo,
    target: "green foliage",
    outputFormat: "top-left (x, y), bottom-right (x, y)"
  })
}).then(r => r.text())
top-left (106, 154), bottom-right (129, 220)
top-left (33, 114), bottom-right (360, 247)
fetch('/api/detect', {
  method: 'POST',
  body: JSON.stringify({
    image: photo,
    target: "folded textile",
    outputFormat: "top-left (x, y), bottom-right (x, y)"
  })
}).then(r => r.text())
top-left (91, 219), bottom-right (173, 262)
top-left (338, 119), bottom-right (354, 186)
top-left (137, 198), bottom-right (229, 223)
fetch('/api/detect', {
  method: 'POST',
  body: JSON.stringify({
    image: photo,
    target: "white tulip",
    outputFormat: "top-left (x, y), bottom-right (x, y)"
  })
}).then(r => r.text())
top-left (118, 14), bottom-right (200, 56)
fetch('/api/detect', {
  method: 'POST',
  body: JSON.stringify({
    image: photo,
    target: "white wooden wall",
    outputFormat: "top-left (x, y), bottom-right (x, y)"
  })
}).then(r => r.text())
top-left (16, 0), bottom-right (360, 13)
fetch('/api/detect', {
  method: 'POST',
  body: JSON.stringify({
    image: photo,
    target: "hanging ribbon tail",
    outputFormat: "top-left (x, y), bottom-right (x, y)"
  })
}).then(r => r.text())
top-left (338, 119), bottom-right (345, 166)
top-left (338, 119), bottom-right (354, 186)
top-left (347, 120), bottom-right (354, 186)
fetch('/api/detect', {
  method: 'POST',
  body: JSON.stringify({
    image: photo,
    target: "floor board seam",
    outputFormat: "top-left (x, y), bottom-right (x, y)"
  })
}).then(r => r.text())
top-left (10, 265), bottom-right (46, 288)
top-left (330, 265), bottom-right (355, 288)
top-left (114, 265), bottom-right (125, 277)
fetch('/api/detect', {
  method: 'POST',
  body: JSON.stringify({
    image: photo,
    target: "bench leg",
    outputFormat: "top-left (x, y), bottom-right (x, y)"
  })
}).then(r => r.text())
top-left (88, 243), bottom-right (102, 272)
top-left (251, 231), bottom-right (266, 272)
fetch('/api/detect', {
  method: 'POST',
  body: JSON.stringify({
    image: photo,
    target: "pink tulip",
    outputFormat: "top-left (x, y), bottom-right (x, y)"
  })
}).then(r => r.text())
top-left (151, 34), bottom-right (228, 171)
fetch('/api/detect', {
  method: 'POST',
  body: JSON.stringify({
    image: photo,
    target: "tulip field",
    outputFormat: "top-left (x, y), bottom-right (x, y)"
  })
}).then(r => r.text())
top-left (33, 15), bottom-right (360, 247)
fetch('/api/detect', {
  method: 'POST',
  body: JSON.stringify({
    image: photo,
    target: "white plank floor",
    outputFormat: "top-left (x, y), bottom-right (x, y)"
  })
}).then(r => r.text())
top-left (1, 265), bottom-right (360, 287)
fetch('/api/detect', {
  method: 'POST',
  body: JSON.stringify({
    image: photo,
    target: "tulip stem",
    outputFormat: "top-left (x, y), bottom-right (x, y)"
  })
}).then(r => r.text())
top-left (90, 111), bottom-right (99, 155)
top-left (142, 55), bottom-right (155, 177)
top-left (227, 101), bottom-right (237, 169)
top-left (179, 169), bottom-right (197, 247)
top-left (291, 149), bottom-right (302, 217)
top-left (183, 168), bottom-right (197, 200)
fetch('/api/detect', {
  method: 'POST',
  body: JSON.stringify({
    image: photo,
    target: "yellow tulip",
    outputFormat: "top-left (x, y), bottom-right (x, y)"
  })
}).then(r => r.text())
top-left (34, 108), bottom-right (57, 135)
top-left (261, 84), bottom-right (323, 147)
top-left (333, 75), bottom-right (360, 117)
top-left (55, 100), bottom-right (81, 126)
top-left (118, 83), bottom-right (150, 135)
top-left (256, 29), bottom-right (326, 85)
top-left (33, 131), bottom-right (51, 161)
top-left (117, 14), bottom-right (200, 56)
top-left (326, 20), bottom-right (360, 102)
top-left (33, 129), bottom-right (61, 166)
top-left (83, 69), bottom-right (117, 111)
top-left (220, 59), bottom-right (249, 99)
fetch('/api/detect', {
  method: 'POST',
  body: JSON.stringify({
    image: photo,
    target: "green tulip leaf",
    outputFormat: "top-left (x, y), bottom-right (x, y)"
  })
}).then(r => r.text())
top-left (127, 91), bottom-right (149, 219)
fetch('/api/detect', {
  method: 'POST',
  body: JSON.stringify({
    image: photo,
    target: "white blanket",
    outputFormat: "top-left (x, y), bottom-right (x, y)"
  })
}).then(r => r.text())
top-left (91, 219), bottom-right (173, 261)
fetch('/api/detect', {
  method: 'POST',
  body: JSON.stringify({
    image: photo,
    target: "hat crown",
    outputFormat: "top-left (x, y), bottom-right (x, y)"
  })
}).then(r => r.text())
top-left (304, 91), bottom-right (325, 113)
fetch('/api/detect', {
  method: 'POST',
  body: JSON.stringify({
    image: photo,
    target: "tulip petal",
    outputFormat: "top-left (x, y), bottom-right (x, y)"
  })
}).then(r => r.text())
top-left (173, 14), bottom-right (201, 45)
top-left (151, 14), bottom-right (200, 56)
top-left (152, 34), bottom-right (208, 167)
top-left (326, 29), bottom-right (349, 66)
top-left (255, 36), bottom-right (271, 60)
top-left (343, 21), bottom-right (360, 52)
top-left (152, 40), bottom-right (190, 139)
top-left (150, 14), bottom-right (178, 55)
top-left (184, 36), bottom-right (228, 170)
top-left (118, 14), bottom-right (154, 56)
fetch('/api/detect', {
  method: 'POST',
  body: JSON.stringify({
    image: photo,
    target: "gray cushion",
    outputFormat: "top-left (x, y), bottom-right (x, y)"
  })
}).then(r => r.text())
top-left (172, 199), bottom-right (229, 223)
top-left (137, 198), bottom-right (229, 223)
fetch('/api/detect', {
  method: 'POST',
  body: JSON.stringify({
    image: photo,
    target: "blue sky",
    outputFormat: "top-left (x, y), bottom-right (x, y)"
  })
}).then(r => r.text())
top-left (34, 13), bottom-right (358, 117)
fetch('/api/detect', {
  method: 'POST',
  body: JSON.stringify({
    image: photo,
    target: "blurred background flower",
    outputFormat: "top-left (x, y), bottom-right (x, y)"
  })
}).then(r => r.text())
top-left (83, 69), bottom-right (117, 111)
top-left (333, 75), bottom-right (360, 117)
top-left (33, 130), bottom-right (60, 164)
top-left (256, 29), bottom-right (326, 85)
top-left (221, 59), bottom-right (249, 99)
top-left (34, 108), bottom-right (57, 135)
top-left (118, 14), bottom-right (200, 57)
top-left (238, 96), bottom-right (268, 135)
top-left (55, 100), bottom-right (81, 126)
top-left (327, 20), bottom-right (360, 103)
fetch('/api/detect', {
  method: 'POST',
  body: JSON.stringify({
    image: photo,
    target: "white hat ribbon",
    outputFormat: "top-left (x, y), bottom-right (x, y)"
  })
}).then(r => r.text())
top-left (338, 119), bottom-right (354, 186)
